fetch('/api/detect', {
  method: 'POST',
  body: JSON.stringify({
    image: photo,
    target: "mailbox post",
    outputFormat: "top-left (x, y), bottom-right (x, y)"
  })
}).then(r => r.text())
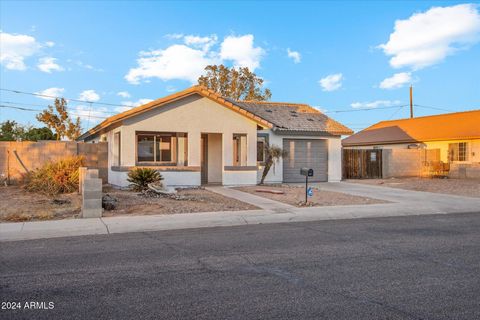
top-left (300, 168), bottom-right (314, 204)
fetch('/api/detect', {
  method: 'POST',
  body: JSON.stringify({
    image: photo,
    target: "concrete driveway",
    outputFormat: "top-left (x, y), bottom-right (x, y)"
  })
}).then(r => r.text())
top-left (1, 182), bottom-right (479, 242)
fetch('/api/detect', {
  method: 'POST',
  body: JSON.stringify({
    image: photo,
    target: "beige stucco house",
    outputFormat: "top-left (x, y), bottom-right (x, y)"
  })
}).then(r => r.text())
top-left (78, 86), bottom-right (352, 187)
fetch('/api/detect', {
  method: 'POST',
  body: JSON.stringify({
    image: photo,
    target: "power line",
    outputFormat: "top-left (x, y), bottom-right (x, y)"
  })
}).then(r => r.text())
top-left (324, 105), bottom-right (409, 113)
top-left (0, 104), bottom-right (108, 120)
top-left (0, 88), bottom-right (138, 109)
top-left (413, 104), bottom-right (454, 112)
top-left (0, 100), bottom-right (118, 115)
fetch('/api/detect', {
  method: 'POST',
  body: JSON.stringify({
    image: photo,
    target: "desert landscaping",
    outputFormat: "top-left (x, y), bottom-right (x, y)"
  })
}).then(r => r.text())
top-left (0, 185), bottom-right (258, 222)
top-left (348, 178), bottom-right (480, 198)
top-left (235, 184), bottom-right (387, 207)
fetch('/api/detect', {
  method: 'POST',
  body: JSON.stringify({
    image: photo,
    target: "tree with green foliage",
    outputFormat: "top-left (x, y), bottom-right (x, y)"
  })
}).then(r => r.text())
top-left (198, 65), bottom-right (272, 101)
top-left (0, 120), bottom-right (21, 141)
top-left (24, 127), bottom-right (55, 141)
top-left (36, 98), bottom-right (82, 141)
top-left (0, 120), bottom-right (55, 141)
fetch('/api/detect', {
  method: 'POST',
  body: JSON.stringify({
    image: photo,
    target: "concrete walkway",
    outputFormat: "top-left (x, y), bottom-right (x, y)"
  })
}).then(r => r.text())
top-left (205, 186), bottom-right (295, 211)
top-left (1, 182), bottom-right (479, 242)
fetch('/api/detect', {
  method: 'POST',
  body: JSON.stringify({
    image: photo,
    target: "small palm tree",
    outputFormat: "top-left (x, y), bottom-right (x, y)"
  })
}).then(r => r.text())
top-left (127, 168), bottom-right (163, 191)
top-left (260, 143), bottom-right (288, 185)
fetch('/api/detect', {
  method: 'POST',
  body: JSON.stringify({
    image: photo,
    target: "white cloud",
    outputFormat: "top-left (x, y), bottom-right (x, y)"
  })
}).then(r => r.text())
top-left (165, 33), bottom-right (184, 40)
top-left (0, 32), bottom-right (41, 70)
top-left (78, 90), bottom-right (100, 102)
top-left (379, 72), bottom-right (411, 89)
top-left (379, 4), bottom-right (480, 70)
top-left (125, 44), bottom-right (218, 84)
top-left (287, 48), bottom-right (301, 63)
top-left (37, 57), bottom-right (64, 73)
top-left (45, 41), bottom-right (55, 47)
top-left (125, 33), bottom-right (265, 84)
top-left (351, 100), bottom-right (402, 109)
top-left (166, 85), bottom-right (176, 92)
top-left (220, 34), bottom-right (264, 70)
top-left (184, 34), bottom-right (218, 51)
top-left (116, 98), bottom-right (154, 113)
top-left (117, 91), bottom-right (131, 98)
top-left (35, 87), bottom-right (65, 100)
top-left (319, 73), bottom-right (343, 91)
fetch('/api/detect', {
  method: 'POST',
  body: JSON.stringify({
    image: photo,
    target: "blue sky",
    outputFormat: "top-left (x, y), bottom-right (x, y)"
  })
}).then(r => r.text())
top-left (1, 1), bottom-right (479, 132)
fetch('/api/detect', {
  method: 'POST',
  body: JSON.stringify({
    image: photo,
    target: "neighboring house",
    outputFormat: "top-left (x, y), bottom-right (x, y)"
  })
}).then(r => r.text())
top-left (342, 110), bottom-right (480, 164)
top-left (78, 86), bottom-right (352, 187)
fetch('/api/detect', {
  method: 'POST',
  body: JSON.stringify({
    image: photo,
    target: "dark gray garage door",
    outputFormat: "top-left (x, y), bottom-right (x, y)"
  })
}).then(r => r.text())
top-left (282, 139), bottom-right (328, 182)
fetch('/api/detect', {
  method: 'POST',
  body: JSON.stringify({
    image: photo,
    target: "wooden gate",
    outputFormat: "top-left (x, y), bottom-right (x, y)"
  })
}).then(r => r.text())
top-left (342, 149), bottom-right (382, 179)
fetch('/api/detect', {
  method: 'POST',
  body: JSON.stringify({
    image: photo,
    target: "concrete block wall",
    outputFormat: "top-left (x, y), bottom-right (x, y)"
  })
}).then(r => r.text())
top-left (0, 141), bottom-right (108, 183)
top-left (449, 163), bottom-right (480, 179)
top-left (382, 149), bottom-right (439, 178)
top-left (81, 169), bottom-right (103, 218)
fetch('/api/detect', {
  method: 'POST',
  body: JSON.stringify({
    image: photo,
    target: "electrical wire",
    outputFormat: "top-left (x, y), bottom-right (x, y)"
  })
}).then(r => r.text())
top-left (0, 88), bottom-right (138, 109)
top-left (0, 104), bottom-right (108, 120)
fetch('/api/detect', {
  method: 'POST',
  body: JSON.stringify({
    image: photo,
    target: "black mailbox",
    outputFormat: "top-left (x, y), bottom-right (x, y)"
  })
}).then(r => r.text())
top-left (300, 168), bottom-right (314, 177)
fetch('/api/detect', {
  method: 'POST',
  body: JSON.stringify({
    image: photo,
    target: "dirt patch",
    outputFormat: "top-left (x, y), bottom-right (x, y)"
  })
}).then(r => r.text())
top-left (235, 185), bottom-right (387, 207)
top-left (0, 185), bottom-right (258, 222)
top-left (348, 178), bottom-right (480, 198)
top-left (102, 187), bottom-right (258, 216)
top-left (0, 186), bottom-right (81, 222)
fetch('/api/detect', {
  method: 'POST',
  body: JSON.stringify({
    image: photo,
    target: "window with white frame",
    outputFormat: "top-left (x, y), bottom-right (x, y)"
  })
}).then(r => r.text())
top-left (233, 134), bottom-right (247, 166)
top-left (257, 136), bottom-right (267, 163)
top-left (136, 132), bottom-right (188, 165)
top-left (113, 132), bottom-right (121, 166)
top-left (448, 142), bottom-right (468, 162)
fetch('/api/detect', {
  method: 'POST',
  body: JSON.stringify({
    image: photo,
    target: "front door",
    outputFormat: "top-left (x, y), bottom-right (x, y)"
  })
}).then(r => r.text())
top-left (201, 134), bottom-right (208, 184)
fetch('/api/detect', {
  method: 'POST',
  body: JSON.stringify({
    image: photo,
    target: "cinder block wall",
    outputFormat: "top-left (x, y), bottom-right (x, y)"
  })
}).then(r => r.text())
top-left (382, 149), bottom-right (440, 178)
top-left (449, 163), bottom-right (480, 179)
top-left (383, 149), bottom-right (421, 178)
top-left (0, 141), bottom-right (108, 183)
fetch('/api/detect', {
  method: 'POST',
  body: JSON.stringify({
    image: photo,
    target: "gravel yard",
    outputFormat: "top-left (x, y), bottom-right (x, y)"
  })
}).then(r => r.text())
top-left (102, 187), bottom-right (258, 216)
top-left (348, 178), bottom-right (480, 198)
top-left (0, 186), bottom-right (258, 222)
top-left (235, 185), bottom-right (387, 207)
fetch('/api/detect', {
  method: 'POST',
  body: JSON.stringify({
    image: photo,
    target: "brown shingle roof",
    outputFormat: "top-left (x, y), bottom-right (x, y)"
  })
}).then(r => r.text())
top-left (342, 109), bottom-right (480, 147)
top-left (225, 99), bottom-right (353, 135)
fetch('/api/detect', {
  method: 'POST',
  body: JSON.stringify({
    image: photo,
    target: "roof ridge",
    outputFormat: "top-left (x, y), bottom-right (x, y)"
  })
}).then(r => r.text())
top-left (376, 108), bottom-right (480, 125)
top-left (235, 100), bottom-right (310, 107)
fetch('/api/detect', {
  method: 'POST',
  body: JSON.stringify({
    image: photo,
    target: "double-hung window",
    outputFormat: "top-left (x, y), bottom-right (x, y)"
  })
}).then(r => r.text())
top-left (448, 142), bottom-right (468, 162)
top-left (136, 132), bottom-right (188, 165)
top-left (233, 134), bottom-right (247, 166)
top-left (257, 136), bottom-right (267, 164)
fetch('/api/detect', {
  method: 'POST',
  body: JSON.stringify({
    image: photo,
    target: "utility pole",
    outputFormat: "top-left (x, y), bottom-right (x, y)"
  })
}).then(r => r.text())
top-left (409, 85), bottom-right (414, 118)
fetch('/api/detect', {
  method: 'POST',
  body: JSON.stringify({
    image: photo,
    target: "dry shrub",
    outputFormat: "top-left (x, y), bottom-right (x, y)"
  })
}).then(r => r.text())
top-left (24, 156), bottom-right (84, 195)
top-left (4, 213), bottom-right (32, 222)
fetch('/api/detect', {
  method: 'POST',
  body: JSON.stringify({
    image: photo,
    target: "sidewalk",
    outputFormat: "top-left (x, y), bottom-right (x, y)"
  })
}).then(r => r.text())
top-left (1, 183), bottom-right (479, 242)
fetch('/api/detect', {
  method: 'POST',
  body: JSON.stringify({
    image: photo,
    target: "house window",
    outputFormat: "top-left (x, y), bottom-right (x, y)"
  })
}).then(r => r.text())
top-left (257, 136), bottom-right (266, 163)
top-left (233, 134), bottom-right (247, 166)
top-left (449, 142), bottom-right (468, 162)
top-left (113, 132), bottom-right (121, 166)
top-left (136, 132), bottom-right (188, 165)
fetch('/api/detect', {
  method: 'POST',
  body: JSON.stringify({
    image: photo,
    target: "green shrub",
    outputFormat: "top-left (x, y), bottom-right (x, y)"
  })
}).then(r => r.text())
top-left (24, 156), bottom-right (84, 195)
top-left (127, 167), bottom-right (163, 191)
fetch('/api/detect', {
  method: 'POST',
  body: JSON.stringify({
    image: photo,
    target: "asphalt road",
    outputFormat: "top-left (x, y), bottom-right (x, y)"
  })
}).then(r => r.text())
top-left (1, 213), bottom-right (480, 320)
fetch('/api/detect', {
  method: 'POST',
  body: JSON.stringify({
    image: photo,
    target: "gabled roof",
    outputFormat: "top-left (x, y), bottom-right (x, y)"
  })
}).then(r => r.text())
top-left (78, 85), bottom-right (352, 140)
top-left (342, 109), bottom-right (480, 147)
top-left (225, 99), bottom-right (353, 135)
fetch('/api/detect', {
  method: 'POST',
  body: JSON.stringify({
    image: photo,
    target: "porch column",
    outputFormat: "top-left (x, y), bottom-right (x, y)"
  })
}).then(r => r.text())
top-left (189, 131), bottom-right (201, 166)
